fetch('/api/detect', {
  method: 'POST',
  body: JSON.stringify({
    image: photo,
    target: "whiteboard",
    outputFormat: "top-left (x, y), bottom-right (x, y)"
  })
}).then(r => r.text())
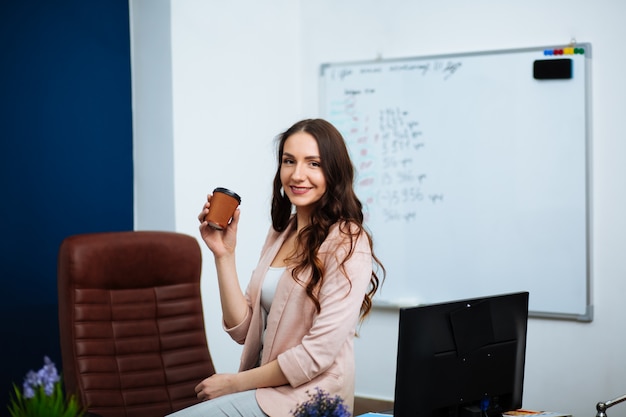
top-left (319, 44), bottom-right (592, 321)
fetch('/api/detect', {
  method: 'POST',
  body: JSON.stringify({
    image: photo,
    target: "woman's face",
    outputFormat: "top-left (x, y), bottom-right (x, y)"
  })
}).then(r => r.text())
top-left (280, 131), bottom-right (327, 213)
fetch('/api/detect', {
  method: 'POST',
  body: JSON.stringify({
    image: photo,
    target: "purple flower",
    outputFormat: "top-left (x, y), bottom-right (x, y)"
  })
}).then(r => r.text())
top-left (22, 377), bottom-right (36, 399)
top-left (22, 356), bottom-right (60, 398)
top-left (292, 387), bottom-right (352, 417)
top-left (39, 356), bottom-right (60, 394)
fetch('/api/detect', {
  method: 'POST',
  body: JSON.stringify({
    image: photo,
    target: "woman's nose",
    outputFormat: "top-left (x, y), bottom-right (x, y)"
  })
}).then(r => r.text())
top-left (291, 163), bottom-right (305, 180)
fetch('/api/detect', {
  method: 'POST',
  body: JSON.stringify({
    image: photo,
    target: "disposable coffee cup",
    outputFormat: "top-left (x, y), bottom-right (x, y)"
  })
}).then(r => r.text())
top-left (206, 187), bottom-right (241, 230)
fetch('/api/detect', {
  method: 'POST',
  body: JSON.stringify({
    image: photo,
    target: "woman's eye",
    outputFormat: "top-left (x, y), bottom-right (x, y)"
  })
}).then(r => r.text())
top-left (282, 158), bottom-right (294, 165)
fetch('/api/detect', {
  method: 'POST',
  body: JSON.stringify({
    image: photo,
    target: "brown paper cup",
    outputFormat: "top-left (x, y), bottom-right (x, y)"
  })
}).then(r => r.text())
top-left (206, 187), bottom-right (241, 230)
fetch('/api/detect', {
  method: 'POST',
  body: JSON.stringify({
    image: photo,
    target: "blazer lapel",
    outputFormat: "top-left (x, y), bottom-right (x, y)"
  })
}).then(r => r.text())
top-left (238, 224), bottom-right (294, 371)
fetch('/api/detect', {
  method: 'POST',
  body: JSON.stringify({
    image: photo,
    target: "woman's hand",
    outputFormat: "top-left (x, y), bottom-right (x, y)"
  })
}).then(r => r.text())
top-left (198, 194), bottom-right (240, 258)
top-left (194, 361), bottom-right (288, 401)
top-left (194, 373), bottom-right (241, 401)
top-left (198, 193), bottom-right (247, 327)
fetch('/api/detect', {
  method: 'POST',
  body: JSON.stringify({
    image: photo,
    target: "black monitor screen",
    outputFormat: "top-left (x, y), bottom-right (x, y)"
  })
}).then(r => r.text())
top-left (393, 291), bottom-right (529, 417)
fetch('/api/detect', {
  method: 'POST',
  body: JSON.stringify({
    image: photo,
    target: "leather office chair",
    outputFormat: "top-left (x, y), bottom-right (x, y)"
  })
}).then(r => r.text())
top-left (57, 231), bottom-right (216, 417)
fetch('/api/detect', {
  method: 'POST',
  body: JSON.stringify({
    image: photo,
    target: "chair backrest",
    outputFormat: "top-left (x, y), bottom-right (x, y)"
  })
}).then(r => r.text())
top-left (57, 231), bottom-right (216, 417)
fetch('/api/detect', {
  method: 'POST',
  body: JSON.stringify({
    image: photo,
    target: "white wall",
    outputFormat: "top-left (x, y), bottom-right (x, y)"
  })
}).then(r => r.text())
top-left (131, 1), bottom-right (626, 416)
top-left (130, 0), bottom-right (176, 231)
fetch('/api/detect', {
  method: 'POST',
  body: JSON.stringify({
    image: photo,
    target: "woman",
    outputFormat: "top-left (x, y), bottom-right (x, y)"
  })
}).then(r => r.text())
top-left (171, 119), bottom-right (384, 416)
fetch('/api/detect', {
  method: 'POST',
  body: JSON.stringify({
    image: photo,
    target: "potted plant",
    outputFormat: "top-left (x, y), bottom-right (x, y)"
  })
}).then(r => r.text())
top-left (7, 356), bottom-right (85, 417)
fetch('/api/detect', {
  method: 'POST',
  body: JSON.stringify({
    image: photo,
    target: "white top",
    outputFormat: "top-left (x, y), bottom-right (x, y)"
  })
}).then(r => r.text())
top-left (261, 266), bottom-right (286, 315)
top-left (260, 266), bottom-right (286, 362)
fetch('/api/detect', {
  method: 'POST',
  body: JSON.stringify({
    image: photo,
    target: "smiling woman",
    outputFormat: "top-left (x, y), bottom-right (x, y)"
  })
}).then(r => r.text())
top-left (171, 119), bottom-right (385, 417)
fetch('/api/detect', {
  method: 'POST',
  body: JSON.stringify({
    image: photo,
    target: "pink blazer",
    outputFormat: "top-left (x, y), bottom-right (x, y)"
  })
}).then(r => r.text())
top-left (224, 220), bottom-right (373, 416)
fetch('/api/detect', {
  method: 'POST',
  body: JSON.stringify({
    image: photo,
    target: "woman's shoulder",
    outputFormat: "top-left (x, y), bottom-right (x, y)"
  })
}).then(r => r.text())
top-left (322, 220), bottom-right (370, 253)
top-left (327, 219), bottom-right (362, 235)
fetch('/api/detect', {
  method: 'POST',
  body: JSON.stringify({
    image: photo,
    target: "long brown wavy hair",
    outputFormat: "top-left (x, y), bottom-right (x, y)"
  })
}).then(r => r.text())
top-left (271, 119), bottom-right (385, 322)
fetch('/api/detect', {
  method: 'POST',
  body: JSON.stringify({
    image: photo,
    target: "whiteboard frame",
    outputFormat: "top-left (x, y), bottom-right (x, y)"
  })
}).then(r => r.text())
top-left (319, 43), bottom-right (593, 322)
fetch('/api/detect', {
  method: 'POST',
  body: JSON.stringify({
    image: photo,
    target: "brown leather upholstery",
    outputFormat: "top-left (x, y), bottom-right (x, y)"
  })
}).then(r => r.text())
top-left (57, 231), bottom-right (216, 417)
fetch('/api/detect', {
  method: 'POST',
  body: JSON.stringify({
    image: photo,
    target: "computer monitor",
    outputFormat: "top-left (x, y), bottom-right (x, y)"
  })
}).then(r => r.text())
top-left (393, 291), bottom-right (529, 417)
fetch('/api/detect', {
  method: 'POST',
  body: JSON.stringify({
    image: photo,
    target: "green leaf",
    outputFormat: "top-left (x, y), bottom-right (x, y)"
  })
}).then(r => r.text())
top-left (6, 381), bottom-right (86, 417)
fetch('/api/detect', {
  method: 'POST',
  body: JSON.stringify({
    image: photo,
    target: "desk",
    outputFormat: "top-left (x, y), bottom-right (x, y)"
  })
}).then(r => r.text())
top-left (356, 410), bottom-right (572, 417)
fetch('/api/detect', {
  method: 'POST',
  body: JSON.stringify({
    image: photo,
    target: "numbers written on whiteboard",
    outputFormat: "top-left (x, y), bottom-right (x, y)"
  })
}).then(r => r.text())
top-left (324, 96), bottom-right (447, 224)
top-left (349, 107), bottom-right (444, 223)
top-left (377, 188), bottom-right (444, 222)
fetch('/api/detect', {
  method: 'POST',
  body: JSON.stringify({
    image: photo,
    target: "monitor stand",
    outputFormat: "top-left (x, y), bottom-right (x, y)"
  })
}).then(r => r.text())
top-left (461, 405), bottom-right (503, 417)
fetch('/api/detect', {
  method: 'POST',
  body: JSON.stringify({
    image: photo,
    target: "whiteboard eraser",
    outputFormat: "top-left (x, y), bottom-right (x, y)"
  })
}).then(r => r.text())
top-left (533, 58), bottom-right (572, 80)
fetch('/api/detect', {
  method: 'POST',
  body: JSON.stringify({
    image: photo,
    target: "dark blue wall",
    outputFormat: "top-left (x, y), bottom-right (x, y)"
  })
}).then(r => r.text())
top-left (0, 0), bottom-right (133, 413)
